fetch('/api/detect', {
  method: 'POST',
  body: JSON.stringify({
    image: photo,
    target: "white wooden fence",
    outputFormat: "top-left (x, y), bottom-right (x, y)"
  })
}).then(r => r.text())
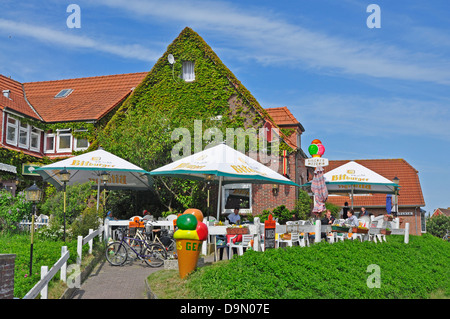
top-left (22, 225), bottom-right (103, 299)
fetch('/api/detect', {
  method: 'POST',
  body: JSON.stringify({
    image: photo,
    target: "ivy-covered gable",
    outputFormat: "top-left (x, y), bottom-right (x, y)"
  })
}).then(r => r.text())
top-left (102, 27), bottom-right (293, 151)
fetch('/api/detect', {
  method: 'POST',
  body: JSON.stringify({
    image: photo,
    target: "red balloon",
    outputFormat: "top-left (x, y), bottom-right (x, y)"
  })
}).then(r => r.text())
top-left (195, 221), bottom-right (208, 241)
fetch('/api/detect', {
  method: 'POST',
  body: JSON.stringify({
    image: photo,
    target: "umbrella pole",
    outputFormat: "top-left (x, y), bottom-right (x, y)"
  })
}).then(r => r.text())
top-left (216, 176), bottom-right (223, 220)
top-left (97, 177), bottom-right (100, 211)
top-left (351, 185), bottom-right (354, 210)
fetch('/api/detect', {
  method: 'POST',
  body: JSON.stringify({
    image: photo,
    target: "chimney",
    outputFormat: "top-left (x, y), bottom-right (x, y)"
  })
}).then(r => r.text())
top-left (2, 90), bottom-right (11, 99)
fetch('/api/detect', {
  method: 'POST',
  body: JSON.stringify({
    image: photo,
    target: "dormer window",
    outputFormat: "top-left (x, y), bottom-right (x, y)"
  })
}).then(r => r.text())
top-left (182, 61), bottom-right (195, 82)
top-left (54, 89), bottom-right (73, 98)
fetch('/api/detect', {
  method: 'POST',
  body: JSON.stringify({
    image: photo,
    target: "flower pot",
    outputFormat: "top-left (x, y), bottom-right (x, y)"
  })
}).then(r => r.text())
top-left (380, 229), bottom-right (391, 235)
top-left (352, 227), bottom-right (369, 234)
top-left (226, 227), bottom-right (249, 235)
top-left (331, 226), bottom-right (349, 232)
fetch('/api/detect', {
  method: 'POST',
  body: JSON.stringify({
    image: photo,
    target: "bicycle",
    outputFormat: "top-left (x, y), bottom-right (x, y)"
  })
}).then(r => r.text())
top-left (144, 222), bottom-right (176, 254)
top-left (105, 228), bottom-right (167, 267)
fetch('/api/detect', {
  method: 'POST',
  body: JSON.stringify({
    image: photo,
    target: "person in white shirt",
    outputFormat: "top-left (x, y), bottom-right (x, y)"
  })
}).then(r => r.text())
top-left (227, 207), bottom-right (241, 224)
top-left (346, 209), bottom-right (359, 227)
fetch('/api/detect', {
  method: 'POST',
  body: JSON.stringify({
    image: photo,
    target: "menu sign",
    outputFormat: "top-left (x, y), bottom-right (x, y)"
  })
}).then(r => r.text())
top-left (264, 214), bottom-right (276, 250)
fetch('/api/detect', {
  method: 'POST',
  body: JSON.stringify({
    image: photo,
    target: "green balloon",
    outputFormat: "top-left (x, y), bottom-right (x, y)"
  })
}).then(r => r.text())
top-left (177, 214), bottom-right (198, 230)
top-left (308, 144), bottom-right (319, 156)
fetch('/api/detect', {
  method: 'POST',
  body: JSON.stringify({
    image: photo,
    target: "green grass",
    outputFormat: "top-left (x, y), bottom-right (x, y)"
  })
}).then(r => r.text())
top-left (148, 234), bottom-right (449, 299)
top-left (0, 233), bottom-right (90, 298)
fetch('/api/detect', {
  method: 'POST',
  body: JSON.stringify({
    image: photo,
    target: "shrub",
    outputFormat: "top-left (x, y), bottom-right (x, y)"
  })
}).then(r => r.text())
top-left (0, 190), bottom-right (32, 232)
top-left (187, 234), bottom-right (450, 299)
top-left (40, 182), bottom-right (97, 226)
top-left (256, 205), bottom-right (292, 224)
top-left (70, 205), bottom-right (102, 238)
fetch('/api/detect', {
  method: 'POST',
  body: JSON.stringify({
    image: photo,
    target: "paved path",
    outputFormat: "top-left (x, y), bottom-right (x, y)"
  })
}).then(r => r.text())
top-left (71, 258), bottom-right (161, 299)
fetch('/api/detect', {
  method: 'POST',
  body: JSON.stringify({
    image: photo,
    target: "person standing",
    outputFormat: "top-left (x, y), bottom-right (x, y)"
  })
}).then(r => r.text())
top-left (342, 202), bottom-right (349, 219)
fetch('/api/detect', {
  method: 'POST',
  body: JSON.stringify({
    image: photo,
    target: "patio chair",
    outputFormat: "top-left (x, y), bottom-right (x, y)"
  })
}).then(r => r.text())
top-left (279, 233), bottom-right (300, 247)
top-left (214, 235), bottom-right (229, 261)
top-left (229, 234), bottom-right (253, 258)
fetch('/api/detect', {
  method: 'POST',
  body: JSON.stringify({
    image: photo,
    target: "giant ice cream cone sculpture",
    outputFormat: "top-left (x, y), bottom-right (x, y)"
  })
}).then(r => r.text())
top-left (174, 209), bottom-right (208, 279)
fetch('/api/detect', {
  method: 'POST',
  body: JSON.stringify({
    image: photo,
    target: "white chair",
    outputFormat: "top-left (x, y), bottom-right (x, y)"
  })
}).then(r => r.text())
top-left (279, 233), bottom-right (301, 247)
top-left (229, 234), bottom-right (253, 258)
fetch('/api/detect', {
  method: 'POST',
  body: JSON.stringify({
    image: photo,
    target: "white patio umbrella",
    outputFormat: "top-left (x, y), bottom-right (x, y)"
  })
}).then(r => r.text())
top-left (303, 161), bottom-right (399, 209)
top-left (150, 143), bottom-right (299, 219)
top-left (34, 148), bottom-right (152, 209)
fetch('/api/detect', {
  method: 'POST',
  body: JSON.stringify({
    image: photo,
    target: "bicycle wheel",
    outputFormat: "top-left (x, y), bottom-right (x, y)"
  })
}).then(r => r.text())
top-left (141, 243), bottom-right (167, 267)
top-left (105, 242), bottom-right (127, 266)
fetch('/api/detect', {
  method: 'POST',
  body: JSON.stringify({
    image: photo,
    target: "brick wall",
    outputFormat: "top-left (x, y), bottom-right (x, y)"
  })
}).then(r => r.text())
top-left (252, 183), bottom-right (297, 215)
top-left (0, 254), bottom-right (16, 299)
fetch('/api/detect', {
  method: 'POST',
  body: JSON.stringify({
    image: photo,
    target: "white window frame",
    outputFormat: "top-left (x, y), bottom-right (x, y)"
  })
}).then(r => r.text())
top-left (56, 129), bottom-right (72, 153)
top-left (30, 127), bottom-right (42, 152)
top-left (6, 116), bottom-right (18, 146)
top-left (44, 133), bottom-right (56, 153)
top-left (222, 183), bottom-right (252, 215)
top-left (74, 129), bottom-right (89, 151)
top-left (182, 61), bottom-right (195, 82)
top-left (18, 122), bottom-right (29, 149)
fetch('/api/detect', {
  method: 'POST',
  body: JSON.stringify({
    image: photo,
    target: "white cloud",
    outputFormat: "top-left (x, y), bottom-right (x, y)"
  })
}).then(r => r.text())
top-left (95, 0), bottom-right (450, 85)
top-left (0, 18), bottom-right (158, 62)
top-left (286, 94), bottom-right (450, 141)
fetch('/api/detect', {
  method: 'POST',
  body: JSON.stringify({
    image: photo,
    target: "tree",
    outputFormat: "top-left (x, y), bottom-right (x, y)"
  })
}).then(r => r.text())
top-left (426, 214), bottom-right (450, 239)
top-left (292, 189), bottom-right (312, 220)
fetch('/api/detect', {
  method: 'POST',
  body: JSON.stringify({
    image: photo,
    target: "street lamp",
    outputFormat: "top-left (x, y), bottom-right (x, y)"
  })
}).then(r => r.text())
top-left (392, 177), bottom-right (399, 214)
top-left (26, 182), bottom-right (42, 277)
top-left (59, 168), bottom-right (71, 242)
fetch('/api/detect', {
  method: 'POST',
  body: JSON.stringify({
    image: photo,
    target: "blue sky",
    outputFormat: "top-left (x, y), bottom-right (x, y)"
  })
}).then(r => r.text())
top-left (1, 0), bottom-right (449, 214)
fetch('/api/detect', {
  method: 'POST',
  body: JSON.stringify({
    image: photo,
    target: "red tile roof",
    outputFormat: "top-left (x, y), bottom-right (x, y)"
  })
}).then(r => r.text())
top-left (0, 75), bottom-right (41, 120)
top-left (322, 159), bottom-right (425, 208)
top-left (433, 208), bottom-right (450, 217)
top-left (265, 107), bottom-right (304, 130)
top-left (22, 72), bottom-right (147, 122)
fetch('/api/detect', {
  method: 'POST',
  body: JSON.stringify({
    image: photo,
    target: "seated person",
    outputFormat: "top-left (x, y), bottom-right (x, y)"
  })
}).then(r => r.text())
top-left (321, 209), bottom-right (335, 238)
top-left (227, 207), bottom-right (241, 225)
top-left (346, 209), bottom-right (359, 227)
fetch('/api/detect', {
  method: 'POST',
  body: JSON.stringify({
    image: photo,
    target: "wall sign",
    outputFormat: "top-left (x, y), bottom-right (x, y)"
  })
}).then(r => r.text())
top-left (397, 212), bottom-right (413, 216)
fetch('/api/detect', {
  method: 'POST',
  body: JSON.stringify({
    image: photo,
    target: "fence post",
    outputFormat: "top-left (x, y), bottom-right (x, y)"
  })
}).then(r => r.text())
top-left (77, 236), bottom-right (83, 265)
top-left (253, 217), bottom-right (261, 252)
top-left (104, 219), bottom-right (110, 242)
top-left (404, 223), bottom-right (410, 244)
top-left (314, 219), bottom-right (321, 243)
top-left (60, 246), bottom-right (67, 283)
top-left (99, 225), bottom-right (103, 242)
top-left (88, 229), bottom-right (94, 254)
top-left (40, 266), bottom-right (48, 299)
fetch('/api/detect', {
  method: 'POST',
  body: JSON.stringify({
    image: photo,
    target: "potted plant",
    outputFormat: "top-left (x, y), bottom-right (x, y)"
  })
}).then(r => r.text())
top-left (352, 226), bottom-right (369, 234)
top-left (381, 228), bottom-right (391, 235)
top-left (226, 224), bottom-right (249, 235)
